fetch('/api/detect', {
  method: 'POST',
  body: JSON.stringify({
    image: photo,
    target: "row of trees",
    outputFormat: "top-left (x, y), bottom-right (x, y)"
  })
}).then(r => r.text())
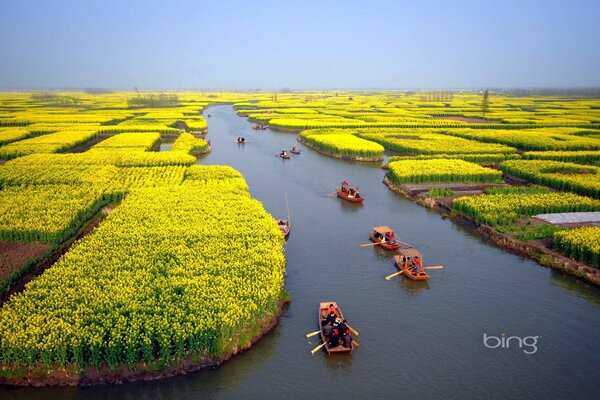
top-left (127, 94), bottom-right (178, 108)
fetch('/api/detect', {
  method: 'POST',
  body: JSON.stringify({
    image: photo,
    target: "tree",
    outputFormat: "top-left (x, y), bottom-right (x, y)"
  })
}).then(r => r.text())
top-left (482, 90), bottom-right (490, 117)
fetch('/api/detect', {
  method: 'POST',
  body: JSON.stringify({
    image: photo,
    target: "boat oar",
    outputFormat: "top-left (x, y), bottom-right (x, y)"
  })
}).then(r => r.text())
top-left (360, 242), bottom-right (380, 247)
top-left (306, 330), bottom-right (321, 338)
top-left (311, 342), bottom-right (327, 355)
top-left (347, 325), bottom-right (359, 337)
top-left (352, 340), bottom-right (360, 348)
top-left (327, 191), bottom-right (337, 198)
top-left (385, 270), bottom-right (405, 280)
top-left (424, 265), bottom-right (444, 270)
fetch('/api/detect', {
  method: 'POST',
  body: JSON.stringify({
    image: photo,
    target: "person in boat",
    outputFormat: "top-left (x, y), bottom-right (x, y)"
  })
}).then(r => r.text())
top-left (337, 319), bottom-right (352, 348)
top-left (384, 232), bottom-right (394, 244)
top-left (241, 137), bottom-right (245, 143)
top-left (292, 145), bottom-right (299, 152)
top-left (321, 310), bottom-right (337, 337)
top-left (322, 310), bottom-right (336, 326)
top-left (411, 258), bottom-right (423, 274)
top-left (280, 150), bottom-right (285, 156)
top-left (329, 326), bottom-right (341, 347)
top-left (328, 303), bottom-right (336, 314)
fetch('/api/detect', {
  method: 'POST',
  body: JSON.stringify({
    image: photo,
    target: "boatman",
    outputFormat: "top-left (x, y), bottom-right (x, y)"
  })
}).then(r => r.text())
top-left (337, 319), bottom-right (352, 348)
top-left (412, 258), bottom-right (423, 274)
top-left (322, 311), bottom-right (336, 337)
top-left (328, 303), bottom-right (336, 314)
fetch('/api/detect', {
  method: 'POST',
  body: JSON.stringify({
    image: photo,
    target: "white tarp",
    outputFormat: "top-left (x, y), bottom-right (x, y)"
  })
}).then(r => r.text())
top-left (534, 212), bottom-right (600, 224)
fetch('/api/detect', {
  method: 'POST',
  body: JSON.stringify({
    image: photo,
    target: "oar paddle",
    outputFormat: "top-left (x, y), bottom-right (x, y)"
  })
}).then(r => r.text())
top-left (306, 330), bottom-right (320, 338)
top-left (424, 265), bottom-right (444, 270)
top-left (352, 340), bottom-right (360, 348)
top-left (311, 342), bottom-right (327, 355)
top-left (346, 325), bottom-right (359, 337)
top-left (327, 190), bottom-right (337, 198)
top-left (360, 242), bottom-right (380, 247)
top-left (385, 270), bottom-right (405, 280)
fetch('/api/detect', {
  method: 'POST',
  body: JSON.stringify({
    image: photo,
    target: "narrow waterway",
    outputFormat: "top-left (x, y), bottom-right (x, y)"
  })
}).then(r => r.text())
top-left (5, 105), bottom-right (600, 400)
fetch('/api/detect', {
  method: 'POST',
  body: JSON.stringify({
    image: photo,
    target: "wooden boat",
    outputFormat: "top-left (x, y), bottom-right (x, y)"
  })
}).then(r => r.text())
top-left (252, 124), bottom-right (267, 130)
top-left (369, 226), bottom-right (400, 250)
top-left (318, 302), bottom-right (353, 354)
top-left (236, 138), bottom-right (246, 144)
top-left (393, 249), bottom-right (430, 281)
top-left (291, 148), bottom-right (301, 154)
top-left (336, 183), bottom-right (363, 203)
top-left (277, 219), bottom-right (290, 238)
top-left (279, 152), bottom-right (290, 159)
top-left (277, 193), bottom-right (291, 239)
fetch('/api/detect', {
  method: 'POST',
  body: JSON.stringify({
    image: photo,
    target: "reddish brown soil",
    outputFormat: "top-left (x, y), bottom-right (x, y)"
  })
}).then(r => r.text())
top-left (0, 242), bottom-right (49, 282)
top-left (434, 116), bottom-right (502, 124)
top-left (393, 135), bottom-right (421, 140)
top-left (65, 134), bottom-right (112, 153)
top-left (516, 217), bottom-right (548, 227)
top-left (0, 206), bottom-right (114, 305)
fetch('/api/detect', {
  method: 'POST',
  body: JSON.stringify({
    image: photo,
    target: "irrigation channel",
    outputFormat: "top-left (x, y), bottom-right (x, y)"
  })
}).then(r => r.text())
top-left (5, 105), bottom-right (600, 399)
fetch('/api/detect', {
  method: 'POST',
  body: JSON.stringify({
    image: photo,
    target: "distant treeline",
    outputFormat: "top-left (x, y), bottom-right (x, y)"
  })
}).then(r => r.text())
top-left (419, 92), bottom-right (454, 102)
top-left (500, 88), bottom-right (600, 98)
top-left (127, 94), bottom-right (179, 107)
top-left (31, 93), bottom-right (81, 105)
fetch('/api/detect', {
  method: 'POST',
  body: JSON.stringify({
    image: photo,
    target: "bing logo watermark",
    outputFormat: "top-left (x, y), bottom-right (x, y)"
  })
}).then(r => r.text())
top-left (483, 333), bottom-right (539, 354)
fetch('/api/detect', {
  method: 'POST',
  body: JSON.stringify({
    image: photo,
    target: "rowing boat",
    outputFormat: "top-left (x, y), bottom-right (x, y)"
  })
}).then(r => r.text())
top-left (278, 219), bottom-right (290, 238)
top-left (393, 249), bottom-right (429, 281)
top-left (336, 184), bottom-right (364, 203)
top-left (369, 226), bottom-right (400, 250)
top-left (277, 193), bottom-right (291, 239)
top-left (318, 302), bottom-right (353, 354)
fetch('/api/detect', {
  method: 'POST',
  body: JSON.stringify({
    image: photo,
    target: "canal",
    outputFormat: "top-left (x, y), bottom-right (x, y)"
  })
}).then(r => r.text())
top-left (4, 105), bottom-right (600, 400)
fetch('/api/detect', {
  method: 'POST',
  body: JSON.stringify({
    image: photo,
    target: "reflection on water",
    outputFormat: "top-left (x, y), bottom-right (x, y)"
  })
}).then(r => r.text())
top-left (550, 269), bottom-right (600, 308)
top-left (323, 351), bottom-right (354, 373)
top-left (398, 277), bottom-right (430, 294)
top-left (338, 198), bottom-right (364, 213)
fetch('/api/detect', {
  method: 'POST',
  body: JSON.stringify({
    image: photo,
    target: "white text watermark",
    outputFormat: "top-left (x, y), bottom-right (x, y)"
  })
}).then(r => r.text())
top-left (483, 333), bottom-right (539, 354)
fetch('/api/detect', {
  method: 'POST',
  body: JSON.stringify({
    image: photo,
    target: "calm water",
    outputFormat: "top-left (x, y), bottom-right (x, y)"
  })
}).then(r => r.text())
top-left (4, 106), bottom-right (600, 400)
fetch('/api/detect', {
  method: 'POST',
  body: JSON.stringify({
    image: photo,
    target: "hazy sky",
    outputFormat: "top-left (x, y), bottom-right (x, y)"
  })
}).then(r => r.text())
top-left (1, 0), bottom-right (599, 90)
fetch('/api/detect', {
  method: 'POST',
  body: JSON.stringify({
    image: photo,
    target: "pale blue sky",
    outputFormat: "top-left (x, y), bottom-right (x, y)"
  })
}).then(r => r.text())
top-left (1, 0), bottom-right (599, 89)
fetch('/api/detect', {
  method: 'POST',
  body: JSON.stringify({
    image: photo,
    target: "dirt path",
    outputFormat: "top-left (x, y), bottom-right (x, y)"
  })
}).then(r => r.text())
top-left (433, 116), bottom-right (503, 124)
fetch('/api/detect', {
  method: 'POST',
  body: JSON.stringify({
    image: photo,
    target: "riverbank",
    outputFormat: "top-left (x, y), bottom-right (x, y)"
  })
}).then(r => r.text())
top-left (383, 175), bottom-right (600, 286)
top-left (0, 295), bottom-right (290, 387)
